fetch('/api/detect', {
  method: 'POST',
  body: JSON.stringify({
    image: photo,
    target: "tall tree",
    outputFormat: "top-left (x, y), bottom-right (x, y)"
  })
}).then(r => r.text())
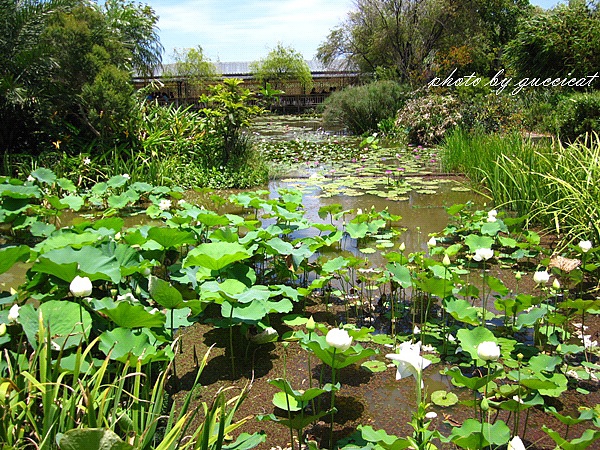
top-left (0, 0), bottom-right (163, 154)
top-left (317, 0), bottom-right (533, 84)
top-left (0, 0), bottom-right (73, 152)
top-left (504, 1), bottom-right (600, 81)
top-left (102, 0), bottom-right (163, 76)
top-left (250, 43), bottom-right (313, 93)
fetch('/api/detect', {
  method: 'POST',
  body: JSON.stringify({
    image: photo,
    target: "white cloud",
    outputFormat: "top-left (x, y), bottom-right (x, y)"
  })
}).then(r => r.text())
top-left (148, 0), bottom-right (353, 62)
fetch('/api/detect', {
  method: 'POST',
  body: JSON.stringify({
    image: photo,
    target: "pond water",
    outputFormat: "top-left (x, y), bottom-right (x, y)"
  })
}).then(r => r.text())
top-left (255, 115), bottom-right (485, 259)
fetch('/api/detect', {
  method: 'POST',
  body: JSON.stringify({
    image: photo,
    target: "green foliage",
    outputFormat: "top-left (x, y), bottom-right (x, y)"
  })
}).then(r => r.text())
top-left (321, 81), bottom-right (410, 135)
top-left (458, 92), bottom-right (523, 134)
top-left (165, 45), bottom-right (219, 93)
top-left (441, 128), bottom-right (600, 246)
top-left (0, 0), bottom-right (162, 154)
top-left (504, 1), bottom-right (600, 81)
top-left (250, 43), bottom-right (313, 92)
top-left (396, 94), bottom-right (462, 145)
top-left (200, 79), bottom-right (263, 167)
top-left (555, 91), bottom-right (600, 142)
top-left (317, 0), bottom-right (531, 84)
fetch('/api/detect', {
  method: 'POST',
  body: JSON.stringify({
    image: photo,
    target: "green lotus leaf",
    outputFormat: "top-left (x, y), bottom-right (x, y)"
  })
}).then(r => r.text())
top-left (34, 231), bottom-right (105, 253)
top-left (148, 276), bottom-right (183, 309)
top-left (19, 301), bottom-right (92, 350)
top-left (147, 227), bottom-right (196, 249)
top-left (361, 360), bottom-right (387, 373)
top-left (183, 242), bottom-right (253, 271)
top-left (99, 328), bottom-right (167, 365)
top-left (56, 177), bottom-right (76, 192)
top-left (95, 298), bottom-right (166, 329)
top-left (272, 392), bottom-right (305, 412)
top-left (386, 262), bottom-right (412, 288)
top-left (107, 192), bottom-right (133, 209)
top-left (456, 326), bottom-right (497, 361)
top-left (0, 245), bottom-right (30, 274)
top-left (31, 168), bottom-right (56, 185)
top-left (107, 175), bottom-right (129, 189)
top-left (60, 195), bottom-right (85, 211)
top-left (542, 426), bottom-right (600, 450)
top-left (444, 418), bottom-right (510, 448)
top-left (345, 222), bottom-right (369, 239)
top-left (0, 184), bottom-right (41, 199)
top-left (431, 390), bottom-right (459, 407)
top-left (464, 234), bottom-right (494, 252)
top-left (34, 245), bottom-right (121, 283)
top-left (321, 256), bottom-right (349, 273)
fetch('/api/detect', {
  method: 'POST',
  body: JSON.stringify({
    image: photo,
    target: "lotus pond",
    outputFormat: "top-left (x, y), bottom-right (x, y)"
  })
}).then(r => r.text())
top-left (1, 115), bottom-right (600, 450)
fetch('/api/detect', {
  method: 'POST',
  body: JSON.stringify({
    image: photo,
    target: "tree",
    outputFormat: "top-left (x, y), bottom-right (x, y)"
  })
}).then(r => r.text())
top-left (504, 1), bottom-right (600, 81)
top-left (0, 0), bottom-right (163, 155)
top-left (165, 46), bottom-right (218, 99)
top-left (250, 43), bottom-right (313, 93)
top-left (316, 0), bottom-right (533, 85)
top-left (0, 0), bottom-right (73, 153)
top-left (102, 0), bottom-right (163, 77)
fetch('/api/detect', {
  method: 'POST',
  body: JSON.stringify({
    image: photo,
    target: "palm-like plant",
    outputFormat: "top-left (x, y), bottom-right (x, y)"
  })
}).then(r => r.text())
top-left (0, 0), bottom-right (72, 153)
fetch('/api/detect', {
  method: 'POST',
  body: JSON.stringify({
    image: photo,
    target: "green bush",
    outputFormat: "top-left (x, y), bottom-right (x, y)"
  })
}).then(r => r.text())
top-left (555, 91), bottom-right (600, 142)
top-left (396, 94), bottom-right (462, 145)
top-left (321, 81), bottom-right (410, 135)
top-left (458, 93), bottom-right (523, 134)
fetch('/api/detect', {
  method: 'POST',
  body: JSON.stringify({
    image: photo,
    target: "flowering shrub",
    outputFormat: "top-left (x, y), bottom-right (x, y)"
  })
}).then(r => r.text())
top-left (396, 95), bottom-right (462, 145)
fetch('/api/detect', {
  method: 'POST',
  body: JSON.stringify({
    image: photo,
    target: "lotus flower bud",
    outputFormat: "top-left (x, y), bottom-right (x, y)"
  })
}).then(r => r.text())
top-left (7, 304), bottom-right (20, 322)
top-left (533, 270), bottom-right (550, 285)
top-left (399, 242), bottom-right (406, 252)
top-left (306, 315), bottom-right (316, 332)
top-left (480, 397), bottom-right (490, 411)
top-left (477, 341), bottom-right (500, 362)
top-left (427, 237), bottom-right (436, 248)
top-left (442, 254), bottom-right (451, 267)
top-left (0, 323), bottom-right (6, 336)
top-left (326, 328), bottom-right (353, 352)
top-left (552, 279), bottom-right (561, 290)
top-left (70, 275), bottom-right (93, 297)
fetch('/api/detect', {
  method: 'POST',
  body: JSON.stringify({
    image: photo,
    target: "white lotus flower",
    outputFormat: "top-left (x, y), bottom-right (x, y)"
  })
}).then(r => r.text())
top-left (533, 270), bottom-right (550, 284)
top-left (425, 411), bottom-right (438, 420)
top-left (487, 210), bottom-right (498, 222)
top-left (579, 240), bottom-right (593, 253)
top-left (7, 304), bottom-right (20, 322)
top-left (158, 199), bottom-right (172, 211)
top-left (326, 328), bottom-right (353, 352)
top-left (250, 326), bottom-right (279, 344)
top-left (70, 275), bottom-right (93, 297)
top-left (473, 247), bottom-right (494, 261)
top-left (386, 341), bottom-right (431, 382)
top-left (477, 341), bottom-right (501, 362)
top-left (508, 435), bottom-right (526, 450)
top-left (427, 237), bottom-right (437, 248)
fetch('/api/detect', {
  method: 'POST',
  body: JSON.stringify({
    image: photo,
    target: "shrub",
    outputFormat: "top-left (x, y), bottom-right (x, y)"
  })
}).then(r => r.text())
top-left (321, 81), bottom-right (410, 135)
top-left (458, 93), bottom-right (523, 134)
top-left (396, 95), bottom-right (462, 145)
top-left (555, 91), bottom-right (600, 142)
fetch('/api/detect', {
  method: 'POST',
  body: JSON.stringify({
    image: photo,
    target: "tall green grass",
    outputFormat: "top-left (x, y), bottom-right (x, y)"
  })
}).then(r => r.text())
top-left (441, 129), bottom-right (600, 246)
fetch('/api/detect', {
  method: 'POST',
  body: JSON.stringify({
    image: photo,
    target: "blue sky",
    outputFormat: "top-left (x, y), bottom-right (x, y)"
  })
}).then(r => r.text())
top-left (148, 0), bottom-right (562, 63)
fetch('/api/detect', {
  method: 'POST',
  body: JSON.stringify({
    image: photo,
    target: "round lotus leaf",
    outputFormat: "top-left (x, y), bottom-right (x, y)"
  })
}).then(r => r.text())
top-left (431, 390), bottom-right (459, 407)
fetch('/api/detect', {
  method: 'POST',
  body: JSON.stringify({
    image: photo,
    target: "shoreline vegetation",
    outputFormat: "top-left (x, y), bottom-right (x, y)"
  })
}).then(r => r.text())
top-left (2, 0), bottom-right (600, 448)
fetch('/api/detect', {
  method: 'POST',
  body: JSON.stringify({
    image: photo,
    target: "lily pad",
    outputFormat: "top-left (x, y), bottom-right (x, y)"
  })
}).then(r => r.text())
top-left (431, 390), bottom-right (459, 407)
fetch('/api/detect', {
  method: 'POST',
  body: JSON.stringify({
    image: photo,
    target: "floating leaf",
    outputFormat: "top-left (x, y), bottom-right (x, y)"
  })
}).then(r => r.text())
top-left (431, 390), bottom-right (458, 407)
